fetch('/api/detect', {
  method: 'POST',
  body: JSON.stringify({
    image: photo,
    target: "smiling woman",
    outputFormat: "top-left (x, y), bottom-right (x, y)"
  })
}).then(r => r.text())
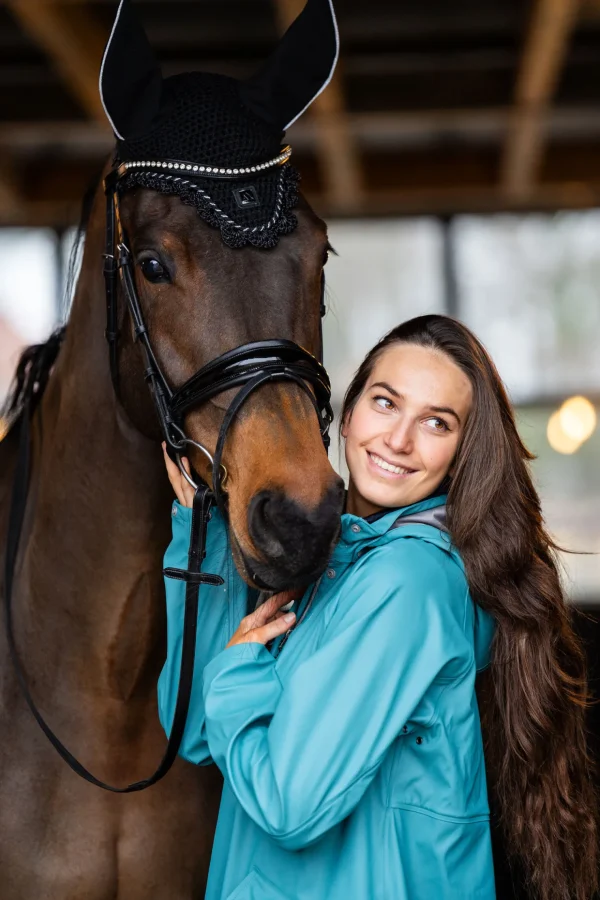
top-left (158, 313), bottom-right (598, 900)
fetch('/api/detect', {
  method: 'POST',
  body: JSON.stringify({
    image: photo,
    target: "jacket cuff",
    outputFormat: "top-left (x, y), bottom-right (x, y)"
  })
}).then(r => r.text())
top-left (203, 640), bottom-right (273, 683)
top-left (202, 643), bottom-right (282, 765)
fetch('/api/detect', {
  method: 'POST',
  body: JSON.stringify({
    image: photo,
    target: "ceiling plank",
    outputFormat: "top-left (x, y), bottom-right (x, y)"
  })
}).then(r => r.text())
top-left (6, 0), bottom-right (109, 126)
top-left (273, 0), bottom-right (364, 213)
top-left (501, 0), bottom-right (580, 198)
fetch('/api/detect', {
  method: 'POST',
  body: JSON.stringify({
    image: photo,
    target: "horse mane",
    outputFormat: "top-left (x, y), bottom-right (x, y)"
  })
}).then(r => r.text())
top-left (1, 172), bottom-right (100, 440)
top-left (1, 327), bottom-right (67, 436)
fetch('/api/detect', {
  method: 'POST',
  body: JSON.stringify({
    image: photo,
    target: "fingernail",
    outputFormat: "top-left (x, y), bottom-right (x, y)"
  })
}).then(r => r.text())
top-left (284, 612), bottom-right (296, 624)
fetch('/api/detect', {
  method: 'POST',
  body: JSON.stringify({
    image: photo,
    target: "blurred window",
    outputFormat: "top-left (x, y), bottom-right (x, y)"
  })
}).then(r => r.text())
top-left (324, 218), bottom-right (445, 408)
top-left (0, 228), bottom-right (59, 403)
top-left (517, 406), bottom-right (600, 603)
top-left (453, 213), bottom-right (600, 403)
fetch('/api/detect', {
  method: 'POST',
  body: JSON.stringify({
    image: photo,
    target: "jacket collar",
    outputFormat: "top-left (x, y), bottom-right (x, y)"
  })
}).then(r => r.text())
top-left (338, 493), bottom-right (448, 547)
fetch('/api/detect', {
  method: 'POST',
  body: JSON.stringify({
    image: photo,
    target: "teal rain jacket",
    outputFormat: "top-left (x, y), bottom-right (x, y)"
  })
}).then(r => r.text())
top-left (158, 494), bottom-right (497, 900)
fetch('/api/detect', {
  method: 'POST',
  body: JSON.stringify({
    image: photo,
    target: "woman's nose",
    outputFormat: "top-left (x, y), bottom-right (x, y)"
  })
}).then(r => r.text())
top-left (384, 421), bottom-right (413, 454)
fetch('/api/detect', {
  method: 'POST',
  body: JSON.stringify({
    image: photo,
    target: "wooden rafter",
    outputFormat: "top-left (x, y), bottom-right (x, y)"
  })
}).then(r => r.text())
top-left (501, 0), bottom-right (580, 198)
top-left (7, 106), bottom-right (600, 158)
top-left (6, 0), bottom-right (109, 127)
top-left (273, 0), bottom-right (363, 213)
top-left (4, 180), bottom-right (600, 229)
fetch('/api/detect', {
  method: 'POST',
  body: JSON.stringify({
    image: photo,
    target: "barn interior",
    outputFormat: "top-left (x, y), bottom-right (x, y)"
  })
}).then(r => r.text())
top-left (2, 0), bottom-right (600, 223)
top-left (1, 3), bottom-right (599, 896)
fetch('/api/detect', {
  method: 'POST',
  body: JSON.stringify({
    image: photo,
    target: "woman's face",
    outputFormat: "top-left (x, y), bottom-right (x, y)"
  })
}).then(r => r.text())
top-left (342, 343), bottom-right (473, 518)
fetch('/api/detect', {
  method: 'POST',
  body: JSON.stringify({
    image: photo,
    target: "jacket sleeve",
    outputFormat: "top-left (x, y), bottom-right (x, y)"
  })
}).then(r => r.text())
top-left (157, 501), bottom-right (250, 765)
top-left (202, 539), bottom-right (470, 849)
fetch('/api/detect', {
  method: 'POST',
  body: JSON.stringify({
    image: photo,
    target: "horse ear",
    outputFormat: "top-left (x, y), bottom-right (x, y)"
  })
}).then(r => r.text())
top-left (99, 0), bottom-right (163, 141)
top-left (240, 0), bottom-right (339, 133)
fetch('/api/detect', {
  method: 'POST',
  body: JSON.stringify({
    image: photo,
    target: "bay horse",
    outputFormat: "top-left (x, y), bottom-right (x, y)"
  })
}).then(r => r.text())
top-left (0, 1), bottom-right (344, 895)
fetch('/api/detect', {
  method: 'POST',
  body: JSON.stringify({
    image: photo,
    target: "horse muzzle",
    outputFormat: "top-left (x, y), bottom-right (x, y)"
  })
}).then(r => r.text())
top-left (243, 477), bottom-right (345, 591)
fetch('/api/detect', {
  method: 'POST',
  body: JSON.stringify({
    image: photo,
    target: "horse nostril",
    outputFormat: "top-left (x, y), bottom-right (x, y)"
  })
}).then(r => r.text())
top-left (249, 492), bottom-right (287, 560)
top-left (247, 478), bottom-right (345, 580)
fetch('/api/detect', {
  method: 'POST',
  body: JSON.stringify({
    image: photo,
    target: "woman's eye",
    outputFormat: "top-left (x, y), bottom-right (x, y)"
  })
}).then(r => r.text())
top-left (425, 417), bottom-right (449, 432)
top-left (374, 395), bottom-right (394, 411)
top-left (140, 257), bottom-right (170, 284)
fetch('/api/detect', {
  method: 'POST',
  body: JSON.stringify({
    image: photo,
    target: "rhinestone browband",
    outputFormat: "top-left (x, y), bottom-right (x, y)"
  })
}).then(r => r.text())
top-left (116, 145), bottom-right (292, 180)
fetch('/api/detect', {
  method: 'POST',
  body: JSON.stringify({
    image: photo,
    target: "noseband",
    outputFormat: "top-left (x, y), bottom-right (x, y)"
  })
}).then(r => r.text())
top-left (4, 150), bottom-right (334, 794)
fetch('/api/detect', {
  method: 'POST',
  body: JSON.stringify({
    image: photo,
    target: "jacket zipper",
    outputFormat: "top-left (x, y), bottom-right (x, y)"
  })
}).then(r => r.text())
top-left (272, 575), bottom-right (323, 658)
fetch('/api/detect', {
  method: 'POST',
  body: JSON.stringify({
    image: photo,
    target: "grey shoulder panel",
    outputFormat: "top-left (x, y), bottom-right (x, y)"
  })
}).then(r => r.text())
top-left (390, 505), bottom-right (448, 534)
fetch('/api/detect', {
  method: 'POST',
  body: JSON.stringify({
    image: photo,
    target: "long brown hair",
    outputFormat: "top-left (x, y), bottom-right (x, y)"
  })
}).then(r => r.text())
top-left (340, 314), bottom-right (598, 900)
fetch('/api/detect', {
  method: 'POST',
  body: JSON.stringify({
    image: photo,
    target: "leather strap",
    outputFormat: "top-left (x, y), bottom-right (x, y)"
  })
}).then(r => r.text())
top-left (103, 190), bottom-right (119, 392)
top-left (169, 339), bottom-right (331, 420)
top-left (4, 407), bottom-right (217, 793)
top-left (163, 567), bottom-right (224, 586)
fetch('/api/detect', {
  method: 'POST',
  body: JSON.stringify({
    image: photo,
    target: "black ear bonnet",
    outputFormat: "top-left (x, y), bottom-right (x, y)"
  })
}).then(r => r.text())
top-left (100, 0), bottom-right (338, 249)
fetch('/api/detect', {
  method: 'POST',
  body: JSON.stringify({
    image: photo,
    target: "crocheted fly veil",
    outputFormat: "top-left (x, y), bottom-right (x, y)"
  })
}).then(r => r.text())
top-left (100, 0), bottom-right (339, 249)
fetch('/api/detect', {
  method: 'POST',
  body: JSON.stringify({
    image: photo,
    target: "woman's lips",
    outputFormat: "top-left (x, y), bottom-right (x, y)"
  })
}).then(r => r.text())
top-left (366, 451), bottom-right (417, 478)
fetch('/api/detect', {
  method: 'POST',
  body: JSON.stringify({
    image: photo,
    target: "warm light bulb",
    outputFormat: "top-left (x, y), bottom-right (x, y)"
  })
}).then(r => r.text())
top-left (559, 396), bottom-right (597, 443)
top-left (547, 410), bottom-right (582, 455)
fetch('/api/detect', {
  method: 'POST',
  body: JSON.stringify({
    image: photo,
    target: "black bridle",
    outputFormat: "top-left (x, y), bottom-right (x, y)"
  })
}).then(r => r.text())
top-left (103, 162), bottom-right (332, 512)
top-left (4, 154), bottom-right (333, 792)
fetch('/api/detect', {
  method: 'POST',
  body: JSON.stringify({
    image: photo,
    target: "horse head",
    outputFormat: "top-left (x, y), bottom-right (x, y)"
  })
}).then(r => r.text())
top-left (98, 0), bottom-right (344, 591)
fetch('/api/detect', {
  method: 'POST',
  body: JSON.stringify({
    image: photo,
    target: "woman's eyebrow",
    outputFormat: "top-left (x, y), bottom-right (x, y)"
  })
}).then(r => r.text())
top-left (370, 380), bottom-right (400, 397)
top-left (427, 405), bottom-right (461, 425)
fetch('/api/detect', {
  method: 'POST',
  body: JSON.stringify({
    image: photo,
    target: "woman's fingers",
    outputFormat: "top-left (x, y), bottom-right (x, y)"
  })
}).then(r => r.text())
top-left (178, 456), bottom-right (195, 507)
top-left (162, 444), bottom-right (194, 507)
top-left (246, 612), bottom-right (296, 645)
top-left (225, 592), bottom-right (298, 648)
top-left (162, 443), bottom-right (185, 505)
top-left (231, 610), bottom-right (295, 648)
top-left (250, 592), bottom-right (299, 627)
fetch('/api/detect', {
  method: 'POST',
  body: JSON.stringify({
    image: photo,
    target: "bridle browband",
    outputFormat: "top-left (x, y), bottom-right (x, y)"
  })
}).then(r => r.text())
top-left (4, 149), bottom-right (333, 793)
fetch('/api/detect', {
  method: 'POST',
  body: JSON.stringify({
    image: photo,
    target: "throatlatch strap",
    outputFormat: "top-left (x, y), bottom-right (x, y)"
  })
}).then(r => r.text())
top-left (4, 415), bottom-right (217, 792)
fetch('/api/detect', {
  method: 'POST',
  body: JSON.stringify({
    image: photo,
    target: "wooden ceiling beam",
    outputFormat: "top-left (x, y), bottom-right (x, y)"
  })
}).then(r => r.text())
top-left (501, 0), bottom-right (580, 198)
top-left (273, 0), bottom-right (363, 213)
top-left (6, 106), bottom-right (600, 159)
top-left (5, 0), bottom-right (109, 126)
top-left (4, 180), bottom-right (600, 228)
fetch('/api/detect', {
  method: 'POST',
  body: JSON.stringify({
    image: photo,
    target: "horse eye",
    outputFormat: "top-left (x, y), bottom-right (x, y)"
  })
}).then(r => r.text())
top-left (140, 257), bottom-right (170, 284)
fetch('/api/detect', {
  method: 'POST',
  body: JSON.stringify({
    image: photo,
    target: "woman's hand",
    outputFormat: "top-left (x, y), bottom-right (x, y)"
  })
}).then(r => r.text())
top-left (162, 442), bottom-right (194, 508)
top-left (225, 590), bottom-right (303, 649)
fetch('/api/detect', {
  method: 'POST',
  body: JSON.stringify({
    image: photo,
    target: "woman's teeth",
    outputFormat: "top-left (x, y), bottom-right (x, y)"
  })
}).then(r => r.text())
top-left (368, 452), bottom-right (413, 475)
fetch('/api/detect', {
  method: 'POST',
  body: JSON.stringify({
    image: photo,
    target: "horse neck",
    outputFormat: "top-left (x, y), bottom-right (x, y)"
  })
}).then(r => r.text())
top-left (22, 191), bottom-right (172, 695)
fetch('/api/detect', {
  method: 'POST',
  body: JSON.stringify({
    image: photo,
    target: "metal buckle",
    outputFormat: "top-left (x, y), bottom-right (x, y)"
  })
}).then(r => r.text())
top-left (169, 426), bottom-right (228, 492)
